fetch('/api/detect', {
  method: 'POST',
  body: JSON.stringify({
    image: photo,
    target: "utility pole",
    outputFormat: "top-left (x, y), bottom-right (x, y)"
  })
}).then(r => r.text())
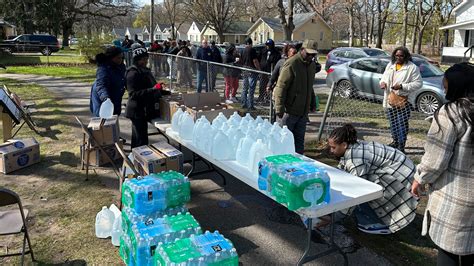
top-left (150, 0), bottom-right (154, 42)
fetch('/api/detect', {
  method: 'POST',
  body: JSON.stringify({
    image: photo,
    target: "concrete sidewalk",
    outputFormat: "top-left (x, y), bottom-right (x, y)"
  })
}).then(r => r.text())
top-left (0, 73), bottom-right (392, 265)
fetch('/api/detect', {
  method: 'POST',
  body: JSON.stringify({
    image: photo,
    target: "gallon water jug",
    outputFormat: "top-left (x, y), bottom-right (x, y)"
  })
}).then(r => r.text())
top-left (171, 108), bottom-right (184, 133)
top-left (194, 116), bottom-right (210, 147)
top-left (236, 130), bottom-right (256, 168)
top-left (248, 139), bottom-right (272, 177)
top-left (211, 129), bottom-right (233, 160)
top-left (111, 213), bottom-right (122, 246)
top-left (239, 119), bottom-right (249, 133)
top-left (202, 125), bottom-right (216, 154)
top-left (231, 128), bottom-right (245, 155)
top-left (268, 130), bottom-right (282, 154)
top-left (95, 206), bottom-right (115, 238)
top-left (242, 113), bottom-right (253, 123)
top-left (254, 124), bottom-right (266, 142)
top-left (99, 98), bottom-right (114, 119)
top-left (212, 112), bottom-right (227, 129)
top-left (270, 122), bottom-right (282, 135)
top-left (192, 116), bottom-right (204, 145)
top-left (262, 119), bottom-right (272, 131)
top-left (227, 111), bottom-right (241, 127)
top-left (179, 112), bottom-right (194, 140)
top-left (255, 115), bottom-right (264, 125)
top-left (280, 126), bottom-right (296, 154)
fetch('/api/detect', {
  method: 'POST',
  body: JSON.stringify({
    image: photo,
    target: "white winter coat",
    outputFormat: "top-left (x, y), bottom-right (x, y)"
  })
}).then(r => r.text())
top-left (380, 61), bottom-right (423, 108)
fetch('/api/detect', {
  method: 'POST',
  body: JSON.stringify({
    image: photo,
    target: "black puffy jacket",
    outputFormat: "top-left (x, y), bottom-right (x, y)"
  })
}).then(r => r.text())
top-left (125, 65), bottom-right (162, 120)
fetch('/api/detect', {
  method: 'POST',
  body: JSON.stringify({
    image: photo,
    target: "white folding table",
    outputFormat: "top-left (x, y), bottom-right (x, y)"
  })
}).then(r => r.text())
top-left (151, 118), bottom-right (383, 265)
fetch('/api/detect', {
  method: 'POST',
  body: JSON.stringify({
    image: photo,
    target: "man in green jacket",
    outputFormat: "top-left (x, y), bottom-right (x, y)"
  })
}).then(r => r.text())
top-left (273, 39), bottom-right (321, 154)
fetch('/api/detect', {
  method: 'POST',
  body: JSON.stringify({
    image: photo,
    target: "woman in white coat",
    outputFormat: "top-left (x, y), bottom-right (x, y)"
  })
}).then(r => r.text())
top-left (380, 47), bottom-right (423, 152)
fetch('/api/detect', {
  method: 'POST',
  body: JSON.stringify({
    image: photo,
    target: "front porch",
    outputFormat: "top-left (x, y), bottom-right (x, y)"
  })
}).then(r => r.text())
top-left (440, 19), bottom-right (474, 64)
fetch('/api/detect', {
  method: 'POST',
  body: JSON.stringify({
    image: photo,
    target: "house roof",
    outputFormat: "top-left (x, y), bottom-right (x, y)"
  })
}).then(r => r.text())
top-left (226, 21), bottom-right (254, 34)
top-left (439, 19), bottom-right (474, 30)
top-left (155, 23), bottom-right (172, 32)
top-left (112, 28), bottom-right (126, 36)
top-left (248, 12), bottom-right (333, 35)
top-left (453, 0), bottom-right (470, 13)
top-left (0, 18), bottom-right (15, 28)
top-left (127, 27), bottom-right (143, 36)
top-left (177, 23), bottom-right (192, 35)
top-left (192, 22), bottom-right (205, 31)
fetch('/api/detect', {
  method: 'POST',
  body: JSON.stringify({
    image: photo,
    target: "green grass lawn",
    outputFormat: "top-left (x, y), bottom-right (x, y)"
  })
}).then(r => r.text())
top-left (4, 65), bottom-right (97, 83)
top-left (0, 77), bottom-right (121, 264)
top-left (0, 53), bottom-right (88, 65)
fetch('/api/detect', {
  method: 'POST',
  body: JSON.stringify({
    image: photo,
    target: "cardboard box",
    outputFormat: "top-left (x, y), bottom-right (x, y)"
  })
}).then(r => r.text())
top-left (160, 94), bottom-right (185, 121)
top-left (151, 141), bottom-right (184, 173)
top-left (0, 138), bottom-right (40, 174)
top-left (81, 141), bottom-right (123, 167)
top-left (132, 145), bottom-right (167, 176)
top-left (182, 92), bottom-right (237, 121)
top-left (87, 115), bottom-right (120, 147)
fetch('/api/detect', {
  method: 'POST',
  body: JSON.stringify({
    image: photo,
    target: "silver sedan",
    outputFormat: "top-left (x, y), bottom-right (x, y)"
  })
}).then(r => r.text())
top-left (325, 56), bottom-right (445, 115)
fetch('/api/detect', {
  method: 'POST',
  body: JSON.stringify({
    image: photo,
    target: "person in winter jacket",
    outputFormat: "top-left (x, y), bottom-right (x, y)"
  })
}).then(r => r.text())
top-left (125, 47), bottom-right (170, 148)
top-left (223, 44), bottom-right (241, 103)
top-left (258, 39), bottom-right (280, 102)
top-left (89, 46), bottom-right (126, 117)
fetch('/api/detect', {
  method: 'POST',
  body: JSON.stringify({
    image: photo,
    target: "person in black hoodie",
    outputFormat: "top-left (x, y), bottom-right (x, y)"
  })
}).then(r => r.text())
top-left (125, 47), bottom-right (170, 148)
top-left (258, 39), bottom-right (280, 102)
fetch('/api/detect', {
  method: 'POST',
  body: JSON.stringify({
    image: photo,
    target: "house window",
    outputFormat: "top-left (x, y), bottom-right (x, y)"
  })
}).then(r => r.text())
top-left (320, 32), bottom-right (324, 41)
top-left (266, 32), bottom-right (270, 40)
top-left (302, 32), bottom-right (306, 39)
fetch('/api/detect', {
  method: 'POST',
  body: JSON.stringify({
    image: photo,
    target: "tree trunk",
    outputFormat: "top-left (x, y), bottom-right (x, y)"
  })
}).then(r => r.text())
top-left (278, 0), bottom-right (295, 41)
top-left (348, 3), bottom-right (354, 47)
top-left (150, 0), bottom-right (154, 42)
top-left (364, 0), bottom-right (370, 47)
top-left (370, 6), bottom-right (375, 45)
top-left (62, 21), bottom-right (74, 48)
top-left (411, 3), bottom-right (419, 53)
top-left (376, 0), bottom-right (383, 48)
top-left (402, 0), bottom-right (409, 46)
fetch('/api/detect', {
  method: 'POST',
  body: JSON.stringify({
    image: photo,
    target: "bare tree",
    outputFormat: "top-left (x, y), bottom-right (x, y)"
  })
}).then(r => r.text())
top-left (401, 0), bottom-right (409, 46)
top-left (375, 0), bottom-right (391, 48)
top-left (163, 0), bottom-right (186, 40)
top-left (184, 0), bottom-right (238, 42)
top-left (277, 0), bottom-right (295, 41)
top-left (416, 0), bottom-right (435, 53)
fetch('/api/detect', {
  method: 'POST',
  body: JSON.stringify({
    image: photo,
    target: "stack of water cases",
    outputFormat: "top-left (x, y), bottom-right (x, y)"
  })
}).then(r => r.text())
top-left (120, 171), bottom-right (196, 265)
top-left (153, 231), bottom-right (238, 266)
top-left (258, 154), bottom-right (331, 211)
top-left (119, 170), bottom-right (239, 265)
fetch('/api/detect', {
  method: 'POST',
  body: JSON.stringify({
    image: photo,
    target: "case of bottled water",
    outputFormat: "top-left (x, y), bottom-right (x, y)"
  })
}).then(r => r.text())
top-left (154, 231), bottom-right (238, 266)
top-left (258, 154), bottom-right (330, 211)
top-left (121, 171), bottom-right (190, 215)
top-left (128, 212), bottom-right (201, 266)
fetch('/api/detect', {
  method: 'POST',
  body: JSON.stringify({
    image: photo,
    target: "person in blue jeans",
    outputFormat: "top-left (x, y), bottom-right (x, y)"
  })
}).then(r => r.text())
top-left (195, 39), bottom-right (213, 93)
top-left (240, 37), bottom-right (260, 110)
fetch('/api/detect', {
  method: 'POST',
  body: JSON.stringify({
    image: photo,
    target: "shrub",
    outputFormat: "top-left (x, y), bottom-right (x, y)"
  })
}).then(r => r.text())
top-left (78, 34), bottom-right (115, 64)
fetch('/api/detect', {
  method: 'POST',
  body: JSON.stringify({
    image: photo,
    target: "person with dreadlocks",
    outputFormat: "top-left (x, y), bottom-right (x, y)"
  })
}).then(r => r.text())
top-left (411, 63), bottom-right (474, 266)
top-left (327, 124), bottom-right (418, 234)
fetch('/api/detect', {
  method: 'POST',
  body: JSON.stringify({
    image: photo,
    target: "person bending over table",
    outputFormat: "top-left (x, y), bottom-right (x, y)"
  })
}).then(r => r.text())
top-left (327, 124), bottom-right (418, 234)
top-left (125, 47), bottom-right (170, 148)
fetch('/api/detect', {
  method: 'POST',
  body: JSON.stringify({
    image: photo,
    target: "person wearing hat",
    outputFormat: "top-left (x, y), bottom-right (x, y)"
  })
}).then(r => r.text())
top-left (90, 46), bottom-right (126, 117)
top-left (273, 39), bottom-right (321, 154)
top-left (258, 39), bottom-right (280, 103)
top-left (241, 37), bottom-right (260, 110)
top-left (125, 47), bottom-right (171, 148)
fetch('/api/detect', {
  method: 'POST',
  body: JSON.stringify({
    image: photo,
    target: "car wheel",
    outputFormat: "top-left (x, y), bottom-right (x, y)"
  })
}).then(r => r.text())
top-left (416, 92), bottom-right (440, 115)
top-left (335, 80), bottom-right (353, 98)
top-left (41, 47), bottom-right (51, 56)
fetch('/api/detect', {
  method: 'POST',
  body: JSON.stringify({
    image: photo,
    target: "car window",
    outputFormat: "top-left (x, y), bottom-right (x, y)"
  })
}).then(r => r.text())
top-left (349, 59), bottom-right (379, 73)
top-left (16, 35), bottom-right (28, 42)
top-left (363, 49), bottom-right (389, 56)
top-left (377, 61), bottom-right (389, 74)
top-left (413, 59), bottom-right (444, 78)
top-left (332, 50), bottom-right (345, 57)
top-left (345, 50), bottom-right (366, 59)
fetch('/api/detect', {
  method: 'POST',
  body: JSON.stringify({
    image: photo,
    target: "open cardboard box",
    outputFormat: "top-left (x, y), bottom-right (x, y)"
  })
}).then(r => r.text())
top-left (87, 115), bottom-right (120, 147)
top-left (160, 94), bottom-right (185, 122)
top-left (182, 92), bottom-right (237, 121)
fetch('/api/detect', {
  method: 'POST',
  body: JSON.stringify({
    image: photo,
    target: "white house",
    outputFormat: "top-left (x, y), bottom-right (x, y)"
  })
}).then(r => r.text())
top-left (440, 0), bottom-right (474, 63)
top-left (125, 27), bottom-right (144, 41)
top-left (187, 21), bottom-right (204, 43)
top-left (154, 24), bottom-right (171, 41)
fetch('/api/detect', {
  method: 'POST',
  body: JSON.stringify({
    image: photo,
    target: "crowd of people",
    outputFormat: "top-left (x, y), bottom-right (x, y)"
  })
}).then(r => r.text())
top-left (89, 36), bottom-right (473, 265)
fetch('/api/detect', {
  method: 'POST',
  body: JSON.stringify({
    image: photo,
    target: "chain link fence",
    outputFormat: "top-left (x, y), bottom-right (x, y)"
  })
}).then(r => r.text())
top-left (317, 83), bottom-right (432, 162)
top-left (128, 52), bottom-right (274, 120)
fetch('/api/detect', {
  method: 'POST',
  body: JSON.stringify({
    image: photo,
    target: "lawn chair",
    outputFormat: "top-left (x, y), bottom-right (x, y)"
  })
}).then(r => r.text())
top-left (0, 188), bottom-right (35, 265)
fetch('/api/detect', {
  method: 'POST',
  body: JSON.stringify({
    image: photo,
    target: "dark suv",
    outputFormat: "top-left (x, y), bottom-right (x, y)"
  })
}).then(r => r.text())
top-left (0, 34), bottom-right (60, 55)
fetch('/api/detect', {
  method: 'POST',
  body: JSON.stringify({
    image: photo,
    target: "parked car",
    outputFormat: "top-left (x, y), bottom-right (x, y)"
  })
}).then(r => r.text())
top-left (0, 34), bottom-right (60, 55)
top-left (412, 53), bottom-right (440, 67)
top-left (326, 56), bottom-right (445, 115)
top-left (325, 47), bottom-right (389, 71)
top-left (69, 37), bottom-right (79, 45)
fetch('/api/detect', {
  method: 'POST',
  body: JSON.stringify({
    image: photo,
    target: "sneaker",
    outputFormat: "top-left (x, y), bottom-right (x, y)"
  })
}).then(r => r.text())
top-left (388, 141), bottom-right (398, 148)
top-left (357, 223), bottom-right (391, 235)
top-left (231, 97), bottom-right (238, 102)
top-left (225, 99), bottom-right (233, 104)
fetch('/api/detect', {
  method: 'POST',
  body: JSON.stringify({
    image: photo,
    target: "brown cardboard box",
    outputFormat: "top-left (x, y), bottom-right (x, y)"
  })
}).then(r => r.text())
top-left (87, 115), bottom-right (120, 147)
top-left (182, 92), bottom-right (237, 121)
top-left (132, 145), bottom-right (167, 176)
top-left (151, 141), bottom-right (184, 173)
top-left (0, 138), bottom-right (40, 174)
top-left (81, 141), bottom-right (123, 167)
top-left (160, 94), bottom-right (185, 121)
